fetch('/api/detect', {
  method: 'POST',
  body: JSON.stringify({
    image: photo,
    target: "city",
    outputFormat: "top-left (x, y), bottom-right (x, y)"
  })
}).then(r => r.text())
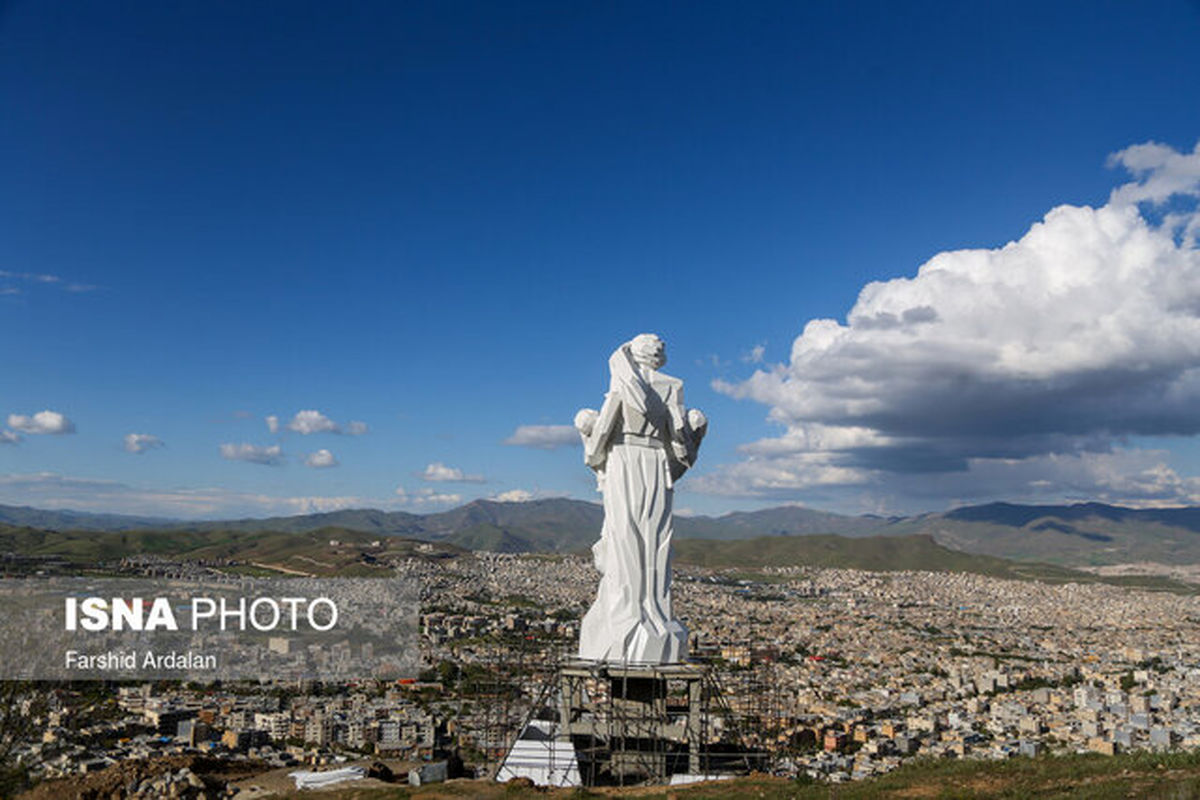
top-left (7, 546), bottom-right (1200, 794)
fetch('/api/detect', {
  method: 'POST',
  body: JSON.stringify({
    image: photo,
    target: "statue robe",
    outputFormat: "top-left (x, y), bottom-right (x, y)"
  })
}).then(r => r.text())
top-left (578, 344), bottom-right (696, 663)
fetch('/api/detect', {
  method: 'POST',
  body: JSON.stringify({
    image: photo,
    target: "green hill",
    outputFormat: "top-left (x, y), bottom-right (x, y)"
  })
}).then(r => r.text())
top-left (11, 497), bottom-right (1200, 567)
top-left (672, 533), bottom-right (1197, 591)
top-left (675, 533), bottom-right (1043, 573)
top-left (923, 504), bottom-right (1200, 566)
top-left (0, 523), bottom-right (462, 575)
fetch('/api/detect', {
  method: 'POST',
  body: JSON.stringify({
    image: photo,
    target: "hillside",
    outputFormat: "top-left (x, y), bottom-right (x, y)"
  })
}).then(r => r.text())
top-left (674, 533), bottom-right (1065, 581)
top-left (678, 505), bottom-right (907, 539)
top-left (0, 523), bottom-right (462, 576)
top-left (24, 748), bottom-right (1200, 800)
top-left (0, 504), bottom-right (173, 531)
top-left (0, 498), bottom-right (903, 553)
top-left (10, 498), bottom-right (1200, 566)
top-left (2, 520), bottom-right (1194, 590)
top-left (674, 534), bottom-right (1200, 591)
top-left (923, 502), bottom-right (1200, 566)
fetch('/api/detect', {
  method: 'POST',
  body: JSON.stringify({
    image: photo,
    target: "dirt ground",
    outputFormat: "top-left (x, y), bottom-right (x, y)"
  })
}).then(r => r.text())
top-left (226, 758), bottom-right (418, 797)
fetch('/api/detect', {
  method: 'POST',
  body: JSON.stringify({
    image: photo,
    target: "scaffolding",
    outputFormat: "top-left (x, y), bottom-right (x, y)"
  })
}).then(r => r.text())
top-left (461, 630), bottom-right (783, 786)
top-left (486, 657), bottom-right (763, 787)
top-left (462, 628), bottom-right (570, 777)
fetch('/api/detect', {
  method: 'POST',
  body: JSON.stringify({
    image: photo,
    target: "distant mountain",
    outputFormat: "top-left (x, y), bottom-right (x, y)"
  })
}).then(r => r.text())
top-left (943, 501), bottom-right (1200, 532)
top-left (0, 504), bottom-right (175, 531)
top-left (4, 501), bottom-right (1200, 587)
top-left (423, 498), bottom-right (604, 539)
top-left (676, 533), bottom-right (1061, 577)
top-left (672, 534), bottom-right (1197, 592)
top-left (177, 507), bottom-right (427, 537)
top-left (0, 522), bottom-right (462, 574)
top-left (924, 502), bottom-right (1200, 566)
top-left (675, 505), bottom-right (909, 539)
top-left (8, 497), bottom-right (1200, 566)
top-left (418, 498), bottom-right (604, 553)
top-left (0, 498), bottom-right (607, 554)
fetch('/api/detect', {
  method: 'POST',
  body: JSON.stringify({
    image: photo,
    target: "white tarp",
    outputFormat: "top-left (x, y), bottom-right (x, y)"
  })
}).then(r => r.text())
top-left (288, 766), bottom-right (367, 790)
top-left (669, 773), bottom-right (734, 785)
top-left (495, 719), bottom-right (581, 787)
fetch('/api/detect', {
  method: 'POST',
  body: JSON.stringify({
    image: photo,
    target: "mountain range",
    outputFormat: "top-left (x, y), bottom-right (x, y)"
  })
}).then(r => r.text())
top-left (3, 497), bottom-right (1200, 566)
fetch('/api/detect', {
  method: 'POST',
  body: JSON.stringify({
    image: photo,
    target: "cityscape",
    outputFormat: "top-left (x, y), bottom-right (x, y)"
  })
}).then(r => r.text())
top-left (5, 534), bottom-right (1200, 795)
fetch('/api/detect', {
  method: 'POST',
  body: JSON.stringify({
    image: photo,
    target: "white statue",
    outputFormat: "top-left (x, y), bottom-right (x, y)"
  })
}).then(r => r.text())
top-left (576, 334), bottom-right (708, 664)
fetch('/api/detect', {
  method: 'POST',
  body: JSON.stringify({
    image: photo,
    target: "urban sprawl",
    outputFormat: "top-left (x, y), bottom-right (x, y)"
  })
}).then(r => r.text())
top-left (9, 546), bottom-right (1200, 787)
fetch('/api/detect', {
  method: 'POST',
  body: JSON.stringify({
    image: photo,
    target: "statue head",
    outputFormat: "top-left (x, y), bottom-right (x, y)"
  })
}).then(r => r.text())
top-left (630, 333), bottom-right (666, 370)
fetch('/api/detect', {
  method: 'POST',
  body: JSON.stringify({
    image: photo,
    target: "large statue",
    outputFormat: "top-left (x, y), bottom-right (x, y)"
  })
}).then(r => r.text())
top-left (575, 334), bottom-right (708, 664)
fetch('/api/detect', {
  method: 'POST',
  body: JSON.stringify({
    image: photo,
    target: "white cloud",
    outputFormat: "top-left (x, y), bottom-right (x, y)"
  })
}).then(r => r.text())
top-left (7, 410), bottom-right (75, 435)
top-left (123, 433), bottom-right (164, 454)
top-left (394, 485), bottom-right (462, 508)
top-left (287, 409), bottom-right (339, 435)
top-left (0, 430), bottom-right (20, 445)
top-left (492, 489), bottom-right (534, 503)
top-left (219, 442), bottom-right (285, 466)
top-left (0, 472), bottom-right (370, 519)
top-left (503, 424), bottom-right (579, 449)
top-left (742, 344), bottom-right (766, 364)
top-left (1109, 141), bottom-right (1200, 210)
top-left (304, 449), bottom-right (338, 468)
top-left (422, 462), bottom-right (485, 483)
top-left (278, 410), bottom-right (367, 436)
top-left (0, 270), bottom-right (61, 284)
top-left (706, 139), bottom-right (1200, 510)
top-left (0, 271), bottom-right (95, 293)
top-left (865, 450), bottom-right (1200, 511)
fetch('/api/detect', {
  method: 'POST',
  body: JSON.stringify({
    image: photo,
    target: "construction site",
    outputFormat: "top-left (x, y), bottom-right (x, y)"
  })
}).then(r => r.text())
top-left (461, 632), bottom-right (775, 788)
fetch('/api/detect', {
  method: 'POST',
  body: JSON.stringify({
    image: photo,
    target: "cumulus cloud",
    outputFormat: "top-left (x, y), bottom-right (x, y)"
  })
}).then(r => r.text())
top-left (287, 410), bottom-right (339, 435)
top-left (277, 410), bottom-right (368, 436)
top-left (422, 462), bottom-right (485, 483)
top-left (7, 410), bottom-right (75, 435)
top-left (219, 442), bottom-right (285, 466)
top-left (492, 489), bottom-right (534, 503)
top-left (0, 472), bottom-right (369, 518)
top-left (503, 424), bottom-right (580, 449)
top-left (123, 433), bottom-right (164, 454)
top-left (394, 485), bottom-right (462, 508)
top-left (304, 449), bottom-right (338, 468)
top-left (0, 430), bottom-right (20, 445)
top-left (705, 139), bottom-right (1200, 510)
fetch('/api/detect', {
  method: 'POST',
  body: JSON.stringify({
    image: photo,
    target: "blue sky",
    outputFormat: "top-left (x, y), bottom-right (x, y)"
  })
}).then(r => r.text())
top-left (2, 1), bottom-right (1200, 519)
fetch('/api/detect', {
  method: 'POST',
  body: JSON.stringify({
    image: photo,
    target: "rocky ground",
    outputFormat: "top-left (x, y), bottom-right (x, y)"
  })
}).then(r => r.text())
top-left (20, 756), bottom-right (289, 800)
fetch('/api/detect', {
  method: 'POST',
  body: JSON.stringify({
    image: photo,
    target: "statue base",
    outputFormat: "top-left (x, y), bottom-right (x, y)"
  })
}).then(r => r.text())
top-left (496, 659), bottom-right (755, 787)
